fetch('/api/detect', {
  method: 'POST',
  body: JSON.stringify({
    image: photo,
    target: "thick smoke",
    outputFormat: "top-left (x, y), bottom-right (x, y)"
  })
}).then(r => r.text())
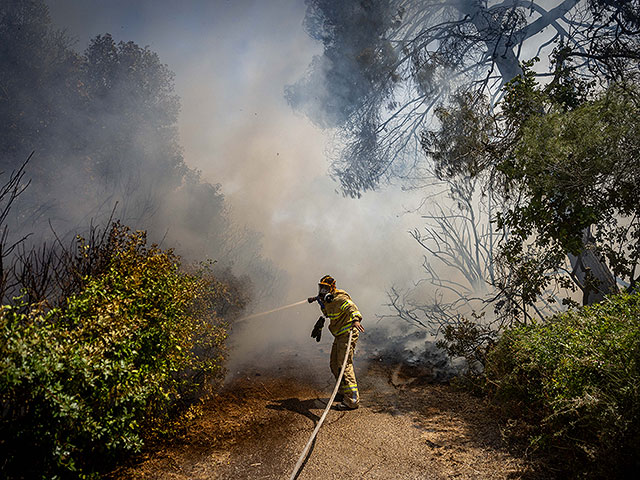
top-left (284, 0), bottom-right (398, 128)
top-left (0, 1), bottom-right (283, 308)
top-left (31, 0), bottom-right (432, 373)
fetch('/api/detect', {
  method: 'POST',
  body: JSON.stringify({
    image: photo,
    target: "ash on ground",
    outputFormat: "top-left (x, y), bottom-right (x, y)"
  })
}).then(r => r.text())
top-left (361, 328), bottom-right (466, 385)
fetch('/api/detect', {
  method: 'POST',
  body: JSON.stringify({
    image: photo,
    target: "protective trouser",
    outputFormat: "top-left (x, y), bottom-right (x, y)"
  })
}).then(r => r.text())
top-left (330, 330), bottom-right (359, 408)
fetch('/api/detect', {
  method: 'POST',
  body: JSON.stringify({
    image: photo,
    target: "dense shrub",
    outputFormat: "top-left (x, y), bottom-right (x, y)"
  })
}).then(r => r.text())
top-left (485, 292), bottom-right (640, 477)
top-left (0, 225), bottom-right (241, 478)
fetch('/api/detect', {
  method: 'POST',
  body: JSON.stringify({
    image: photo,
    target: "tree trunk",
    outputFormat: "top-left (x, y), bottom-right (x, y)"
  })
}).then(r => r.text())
top-left (453, 2), bottom-right (615, 306)
top-left (567, 227), bottom-right (618, 305)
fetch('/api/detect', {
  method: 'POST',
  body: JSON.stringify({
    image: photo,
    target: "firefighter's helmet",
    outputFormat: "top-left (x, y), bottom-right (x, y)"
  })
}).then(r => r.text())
top-left (318, 275), bottom-right (336, 293)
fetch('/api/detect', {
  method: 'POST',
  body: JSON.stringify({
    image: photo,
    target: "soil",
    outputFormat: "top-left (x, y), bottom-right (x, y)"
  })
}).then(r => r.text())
top-left (108, 346), bottom-right (549, 480)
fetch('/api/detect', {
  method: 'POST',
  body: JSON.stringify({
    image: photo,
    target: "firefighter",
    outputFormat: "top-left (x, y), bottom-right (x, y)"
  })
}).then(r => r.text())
top-left (309, 275), bottom-right (364, 410)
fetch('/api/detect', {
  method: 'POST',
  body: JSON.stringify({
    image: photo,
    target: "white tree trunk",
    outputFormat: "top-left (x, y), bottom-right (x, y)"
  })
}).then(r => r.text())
top-left (567, 228), bottom-right (618, 305)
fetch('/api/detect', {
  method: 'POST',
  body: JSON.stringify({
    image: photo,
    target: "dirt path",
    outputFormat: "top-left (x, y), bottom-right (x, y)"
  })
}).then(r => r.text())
top-left (110, 349), bottom-right (545, 480)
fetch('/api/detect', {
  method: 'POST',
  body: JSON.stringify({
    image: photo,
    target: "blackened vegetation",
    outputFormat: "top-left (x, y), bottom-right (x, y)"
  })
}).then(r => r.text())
top-left (1, 178), bottom-right (119, 308)
top-left (0, 155), bottom-right (32, 299)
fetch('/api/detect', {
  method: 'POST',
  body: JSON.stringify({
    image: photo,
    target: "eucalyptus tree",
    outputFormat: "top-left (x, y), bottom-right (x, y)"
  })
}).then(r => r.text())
top-left (287, 0), bottom-right (618, 195)
top-left (289, 0), bottom-right (639, 326)
top-left (425, 68), bottom-right (640, 310)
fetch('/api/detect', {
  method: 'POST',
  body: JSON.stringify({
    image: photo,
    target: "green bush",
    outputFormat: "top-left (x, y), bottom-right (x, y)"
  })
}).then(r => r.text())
top-left (0, 226), bottom-right (238, 478)
top-left (485, 291), bottom-right (640, 476)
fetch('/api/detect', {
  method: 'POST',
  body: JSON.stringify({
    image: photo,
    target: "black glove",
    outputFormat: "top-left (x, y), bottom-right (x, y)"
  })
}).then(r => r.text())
top-left (311, 316), bottom-right (325, 342)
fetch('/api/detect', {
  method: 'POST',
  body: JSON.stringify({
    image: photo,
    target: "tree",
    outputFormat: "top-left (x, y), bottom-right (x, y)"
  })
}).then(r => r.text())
top-left (0, 1), bottom-right (286, 303)
top-left (0, 2), bottom-right (186, 231)
top-left (564, 0), bottom-right (640, 82)
top-left (0, 0), bottom-right (82, 176)
top-left (289, 0), bottom-right (639, 195)
top-left (290, 0), bottom-right (639, 315)
top-left (382, 177), bottom-right (512, 368)
top-left (80, 33), bottom-right (187, 225)
top-left (428, 69), bottom-right (640, 310)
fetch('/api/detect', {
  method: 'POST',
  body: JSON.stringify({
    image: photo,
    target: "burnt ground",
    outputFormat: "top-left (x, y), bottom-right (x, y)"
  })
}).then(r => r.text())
top-left (108, 341), bottom-right (550, 480)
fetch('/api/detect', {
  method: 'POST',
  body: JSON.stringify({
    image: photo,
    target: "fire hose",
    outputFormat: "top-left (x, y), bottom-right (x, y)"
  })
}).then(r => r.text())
top-left (288, 326), bottom-right (354, 480)
top-left (231, 298), bottom-right (356, 478)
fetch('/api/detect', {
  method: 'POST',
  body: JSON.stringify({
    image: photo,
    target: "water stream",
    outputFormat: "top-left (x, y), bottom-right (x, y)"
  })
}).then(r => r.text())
top-left (234, 299), bottom-right (308, 324)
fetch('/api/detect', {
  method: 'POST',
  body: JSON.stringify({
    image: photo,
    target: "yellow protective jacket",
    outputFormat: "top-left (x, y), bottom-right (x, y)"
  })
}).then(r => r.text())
top-left (321, 289), bottom-right (362, 337)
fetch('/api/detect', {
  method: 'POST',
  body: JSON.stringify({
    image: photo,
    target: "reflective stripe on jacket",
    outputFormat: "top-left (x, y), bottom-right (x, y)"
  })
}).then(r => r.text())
top-left (321, 289), bottom-right (362, 337)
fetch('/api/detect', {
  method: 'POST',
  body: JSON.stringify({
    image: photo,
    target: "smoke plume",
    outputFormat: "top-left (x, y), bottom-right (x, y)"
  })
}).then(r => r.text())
top-left (19, 0), bottom-right (431, 372)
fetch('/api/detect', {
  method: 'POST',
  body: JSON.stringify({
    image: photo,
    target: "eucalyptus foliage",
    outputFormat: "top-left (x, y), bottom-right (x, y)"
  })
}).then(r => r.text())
top-left (289, 0), bottom-right (639, 197)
